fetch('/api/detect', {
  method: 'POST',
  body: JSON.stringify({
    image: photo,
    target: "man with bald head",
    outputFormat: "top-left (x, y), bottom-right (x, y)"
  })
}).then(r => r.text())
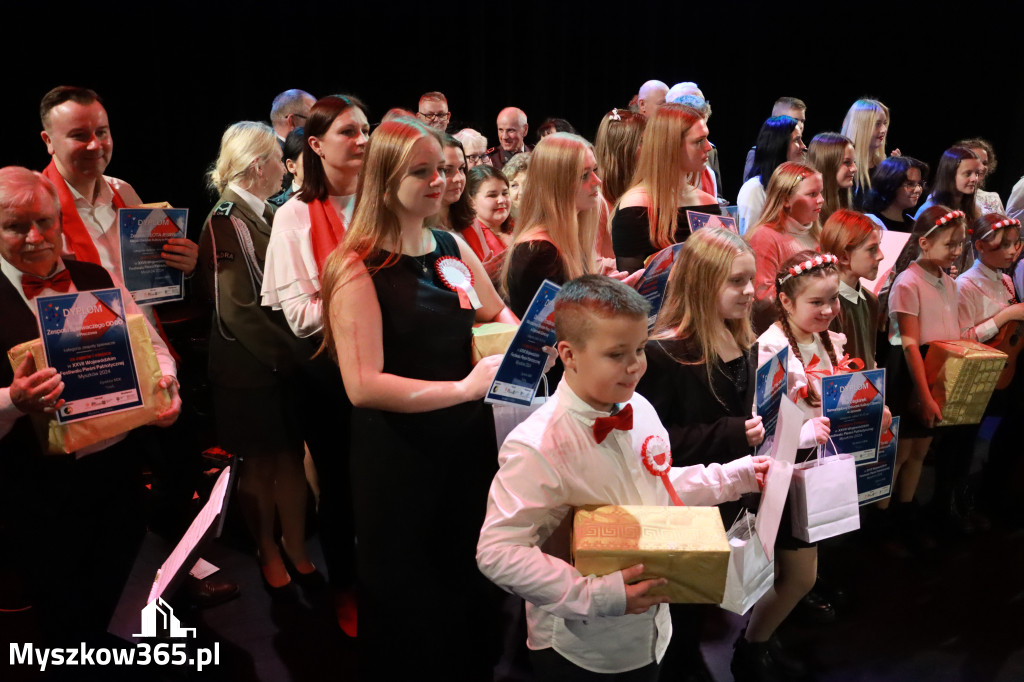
top-left (488, 107), bottom-right (532, 171)
top-left (637, 79), bottom-right (668, 117)
top-left (0, 166), bottom-right (180, 644)
top-left (270, 88), bottom-right (316, 141)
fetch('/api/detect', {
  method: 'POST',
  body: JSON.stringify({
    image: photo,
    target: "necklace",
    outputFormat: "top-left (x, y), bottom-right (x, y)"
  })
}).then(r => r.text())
top-left (414, 253), bottom-right (430, 275)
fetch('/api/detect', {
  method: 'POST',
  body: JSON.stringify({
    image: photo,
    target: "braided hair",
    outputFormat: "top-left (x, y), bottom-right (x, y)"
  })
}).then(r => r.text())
top-left (774, 250), bottom-right (840, 407)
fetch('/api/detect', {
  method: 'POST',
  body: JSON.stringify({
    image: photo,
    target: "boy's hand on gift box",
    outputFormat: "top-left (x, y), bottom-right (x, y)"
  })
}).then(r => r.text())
top-left (744, 415), bottom-right (765, 446)
top-left (810, 416), bottom-right (830, 445)
top-left (9, 354), bottom-right (65, 414)
top-left (153, 376), bottom-right (182, 427)
top-left (751, 455), bottom-right (771, 490)
top-left (621, 563), bottom-right (669, 615)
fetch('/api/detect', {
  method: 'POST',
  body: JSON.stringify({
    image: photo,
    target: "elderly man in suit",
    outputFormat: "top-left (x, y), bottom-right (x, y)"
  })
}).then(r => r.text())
top-left (0, 166), bottom-right (180, 644)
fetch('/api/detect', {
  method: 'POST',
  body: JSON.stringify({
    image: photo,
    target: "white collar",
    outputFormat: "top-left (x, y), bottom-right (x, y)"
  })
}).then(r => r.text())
top-left (228, 183), bottom-right (269, 221)
top-left (556, 378), bottom-right (623, 427)
top-left (910, 261), bottom-right (946, 290)
top-left (838, 279), bottom-right (866, 303)
top-left (974, 260), bottom-right (1001, 282)
top-left (65, 174), bottom-right (112, 207)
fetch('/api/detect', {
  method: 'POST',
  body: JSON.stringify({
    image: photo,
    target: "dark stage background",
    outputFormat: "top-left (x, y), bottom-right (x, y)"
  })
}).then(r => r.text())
top-left (4, 1), bottom-right (1023, 240)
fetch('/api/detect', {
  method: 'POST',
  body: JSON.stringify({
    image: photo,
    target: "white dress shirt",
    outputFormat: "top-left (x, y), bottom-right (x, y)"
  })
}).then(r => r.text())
top-left (260, 193), bottom-right (355, 338)
top-left (957, 260), bottom-right (1016, 342)
top-left (0, 257), bottom-right (176, 452)
top-left (477, 380), bottom-right (758, 674)
top-left (60, 174), bottom-right (144, 285)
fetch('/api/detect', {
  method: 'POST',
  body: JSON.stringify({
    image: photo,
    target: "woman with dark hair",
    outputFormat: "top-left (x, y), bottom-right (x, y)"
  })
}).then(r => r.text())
top-left (958, 137), bottom-right (1005, 215)
top-left (916, 146), bottom-right (982, 272)
top-left (269, 127), bottom-right (306, 207)
top-left (867, 156), bottom-right (929, 232)
top-left (436, 133), bottom-right (468, 230)
top-left (455, 165), bottom-right (513, 280)
top-left (536, 116), bottom-right (576, 140)
top-left (737, 116), bottom-right (805, 234)
top-left (262, 94), bottom-right (369, 335)
top-left (260, 94), bottom-right (369, 635)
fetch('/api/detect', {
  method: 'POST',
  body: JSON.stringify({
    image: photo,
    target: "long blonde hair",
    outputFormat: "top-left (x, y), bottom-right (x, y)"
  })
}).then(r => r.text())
top-left (621, 103), bottom-right (706, 250)
top-left (320, 117), bottom-right (442, 359)
top-left (840, 99), bottom-right (890, 191)
top-left (501, 133), bottom-right (599, 287)
top-left (746, 161), bottom-right (822, 242)
top-left (653, 228), bottom-right (756, 396)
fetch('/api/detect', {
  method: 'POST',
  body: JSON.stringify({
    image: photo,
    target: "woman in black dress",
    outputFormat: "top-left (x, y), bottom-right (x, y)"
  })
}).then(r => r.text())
top-left (611, 103), bottom-right (720, 272)
top-left (320, 118), bottom-right (517, 678)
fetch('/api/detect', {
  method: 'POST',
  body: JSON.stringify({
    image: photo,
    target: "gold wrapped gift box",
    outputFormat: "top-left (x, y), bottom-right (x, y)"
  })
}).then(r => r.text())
top-left (471, 322), bottom-right (518, 365)
top-left (924, 340), bottom-right (1007, 426)
top-left (572, 505), bottom-right (731, 604)
top-left (7, 314), bottom-right (172, 454)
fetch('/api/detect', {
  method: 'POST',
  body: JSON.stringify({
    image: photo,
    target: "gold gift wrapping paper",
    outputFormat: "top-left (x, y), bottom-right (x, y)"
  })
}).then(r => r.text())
top-left (7, 314), bottom-right (172, 454)
top-left (471, 322), bottom-right (518, 365)
top-left (572, 505), bottom-right (731, 604)
top-left (924, 340), bottom-right (1007, 426)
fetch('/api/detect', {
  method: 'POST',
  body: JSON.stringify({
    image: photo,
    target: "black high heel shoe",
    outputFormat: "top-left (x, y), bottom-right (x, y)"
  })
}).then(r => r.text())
top-left (279, 540), bottom-right (326, 589)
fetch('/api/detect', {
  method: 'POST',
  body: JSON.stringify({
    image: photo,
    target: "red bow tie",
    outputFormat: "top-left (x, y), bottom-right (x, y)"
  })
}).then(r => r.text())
top-left (22, 269), bottom-right (72, 299)
top-left (592, 403), bottom-right (633, 444)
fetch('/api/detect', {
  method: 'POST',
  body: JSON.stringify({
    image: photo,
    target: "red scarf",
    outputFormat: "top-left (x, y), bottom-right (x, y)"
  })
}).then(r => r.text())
top-left (459, 219), bottom-right (506, 262)
top-left (308, 197), bottom-right (346, 276)
top-left (42, 159), bottom-right (127, 264)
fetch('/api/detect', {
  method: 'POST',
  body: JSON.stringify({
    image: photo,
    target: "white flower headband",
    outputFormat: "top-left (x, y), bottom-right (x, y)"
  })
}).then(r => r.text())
top-left (973, 217), bottom-right (1021, 242)
top-left (920, 210), bottom-right (965, 239)
top-left (777, 253), bottom-right (839, 285)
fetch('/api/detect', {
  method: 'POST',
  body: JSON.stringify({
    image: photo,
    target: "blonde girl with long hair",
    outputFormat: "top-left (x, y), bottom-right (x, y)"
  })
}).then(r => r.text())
top-left (502, 132), bottom-right (606, 318)
top-left (840, 98), bottom-right (898, 202)
top-left (610, 103), bottom-right (718, 272)
top-left (320, 117), bottom-right (516, 679)
top-left (745, 162), bottom-right (824, 329)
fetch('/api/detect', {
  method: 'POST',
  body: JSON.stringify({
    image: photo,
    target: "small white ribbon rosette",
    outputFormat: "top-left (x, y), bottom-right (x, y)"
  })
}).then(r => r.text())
top-left (435, 256), bottom-right (482, 310)
top-left (641, 435), bottom-right (684, 506)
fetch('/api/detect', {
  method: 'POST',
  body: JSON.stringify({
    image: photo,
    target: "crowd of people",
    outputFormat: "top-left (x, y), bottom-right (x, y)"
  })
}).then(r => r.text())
top-left (1, 79), bottom-right (1022, 681)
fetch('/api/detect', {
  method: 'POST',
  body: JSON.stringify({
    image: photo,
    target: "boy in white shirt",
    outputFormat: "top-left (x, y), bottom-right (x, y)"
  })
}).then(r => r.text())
top-left (477, 275), bottom-right (769, 679)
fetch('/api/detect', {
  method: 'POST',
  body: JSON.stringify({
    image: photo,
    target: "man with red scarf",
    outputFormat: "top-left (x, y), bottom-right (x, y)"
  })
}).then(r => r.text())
top-left (39, 86), bottom-right (199, 283)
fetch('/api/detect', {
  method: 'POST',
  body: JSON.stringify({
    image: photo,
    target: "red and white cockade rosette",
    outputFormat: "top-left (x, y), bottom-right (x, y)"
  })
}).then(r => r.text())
top-left (641, 435), bottom-right (685, 506)
top-left (435, 256), bottom-right (482, 310)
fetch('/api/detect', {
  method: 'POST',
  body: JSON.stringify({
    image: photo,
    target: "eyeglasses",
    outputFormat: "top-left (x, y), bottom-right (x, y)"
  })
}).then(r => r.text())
top-left (418, 112), bottom-right (450, 122)
top-left (289, 113), bottom-right (308, 123)
top-left (901, 181), bottom-right (924, 190)
top-left (465, 153), bottom-right (492, 165)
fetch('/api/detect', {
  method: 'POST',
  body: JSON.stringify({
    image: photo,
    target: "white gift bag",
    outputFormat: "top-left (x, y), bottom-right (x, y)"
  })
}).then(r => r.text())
top-left (789, 451), bottom-right (861, 543)
top-left (492, 377), bottom-right (549, 448)
top-left (720, 510), bottom-right (774, 615)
